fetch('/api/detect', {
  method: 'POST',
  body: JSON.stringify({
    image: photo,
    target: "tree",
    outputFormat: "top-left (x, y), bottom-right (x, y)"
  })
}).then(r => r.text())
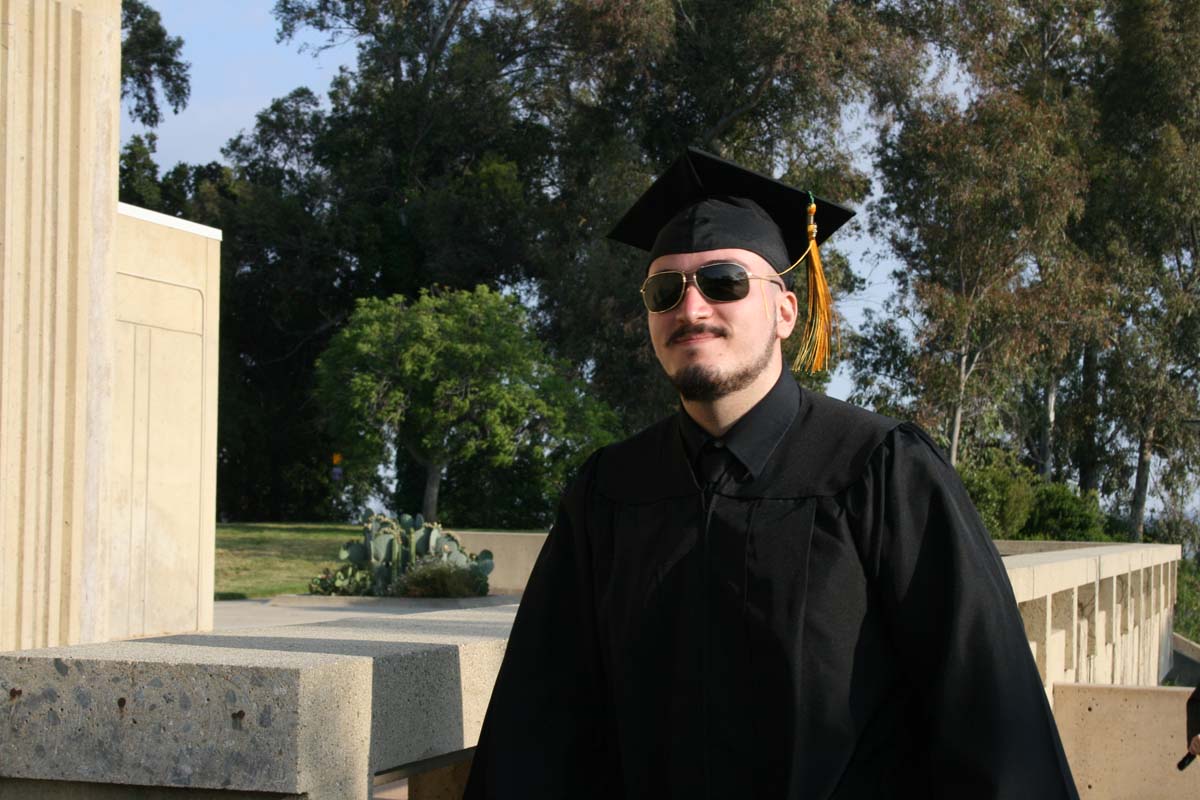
top-left (121, 0), bottom-right (191, 128)
top-left (1082, 0), bottom-right (1200, 537)
top-left (860, 89), bottom-right (1086, 465)
top-left (118, 133), bottom-right (163, 209)
top-left (314, 286), bottom-right (616, 522)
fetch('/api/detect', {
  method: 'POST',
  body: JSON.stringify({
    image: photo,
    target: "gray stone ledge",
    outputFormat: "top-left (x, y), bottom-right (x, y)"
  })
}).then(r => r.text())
top-left (0, 607), bottom-right (518, 800)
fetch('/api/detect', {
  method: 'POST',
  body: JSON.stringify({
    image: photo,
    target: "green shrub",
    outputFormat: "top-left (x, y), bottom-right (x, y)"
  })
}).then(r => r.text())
top-left (391, 557), bottom-right (490, 598)
top-left (1021, 482), bottom-right (1108, 541)
top-left (1176, 559), bottom-right (1200, 643)
top-left (960, 449), bottom-right (1037, 539)
top-left (308, 564), bottom-right (373, 596)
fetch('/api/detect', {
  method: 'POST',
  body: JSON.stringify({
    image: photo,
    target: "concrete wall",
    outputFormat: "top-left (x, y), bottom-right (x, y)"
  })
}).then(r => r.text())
top-left (1054, 683), bottom-right (1196, 799)
top-left (109, 205), bottom-right (221, 639)
top-left (452, 531), bottom-right (546, 594)
top-left (0, 1), bottom-right (221, 651)
top-left (0, 0), bottom-right (121, 652)
top-left (1004, 543), bottom-right (1181, 696)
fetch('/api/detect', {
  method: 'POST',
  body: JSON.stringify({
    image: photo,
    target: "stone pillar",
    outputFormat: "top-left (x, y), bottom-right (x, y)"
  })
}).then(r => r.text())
top-left (0, 0), bottom-right (120, 651)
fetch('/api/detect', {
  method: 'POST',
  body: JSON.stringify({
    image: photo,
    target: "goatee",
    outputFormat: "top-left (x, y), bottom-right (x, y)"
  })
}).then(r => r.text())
top-left (669, 325), bottom-right (777, 402)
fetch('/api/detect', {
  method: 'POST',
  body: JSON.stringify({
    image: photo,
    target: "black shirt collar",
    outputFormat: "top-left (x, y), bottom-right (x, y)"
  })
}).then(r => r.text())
top-left (678, 365), bottom-right (800, 482)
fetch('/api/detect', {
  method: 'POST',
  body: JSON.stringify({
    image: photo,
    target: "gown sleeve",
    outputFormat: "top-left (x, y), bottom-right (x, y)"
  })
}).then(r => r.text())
top-left (852, 423), bottom-right (1080, 799)
top-left (463, 452), bottom-right (619, 799)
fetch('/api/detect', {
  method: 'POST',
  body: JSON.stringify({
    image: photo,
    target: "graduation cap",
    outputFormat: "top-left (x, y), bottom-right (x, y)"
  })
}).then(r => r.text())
top-left (607, 147), bottom-right (855, 373)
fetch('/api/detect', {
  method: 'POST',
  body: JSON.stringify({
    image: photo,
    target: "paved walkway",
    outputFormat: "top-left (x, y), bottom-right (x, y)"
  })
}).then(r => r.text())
top-left (214, 593), bottom-right (521, 630)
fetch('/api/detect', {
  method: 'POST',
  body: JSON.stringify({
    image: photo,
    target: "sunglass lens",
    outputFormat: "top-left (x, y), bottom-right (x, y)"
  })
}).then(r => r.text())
top-left (696, 263), bottom-right (751, 302)
top-left (643, 272), bottom-right (683, 312)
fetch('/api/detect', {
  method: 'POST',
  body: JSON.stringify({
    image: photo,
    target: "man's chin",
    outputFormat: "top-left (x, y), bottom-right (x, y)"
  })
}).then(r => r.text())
top-left (670, 364), bottom-right (734, 402)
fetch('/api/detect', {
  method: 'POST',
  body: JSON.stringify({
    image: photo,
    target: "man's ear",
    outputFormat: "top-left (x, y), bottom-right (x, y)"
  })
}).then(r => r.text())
top-left (776, 289), bottom-right (799, 338)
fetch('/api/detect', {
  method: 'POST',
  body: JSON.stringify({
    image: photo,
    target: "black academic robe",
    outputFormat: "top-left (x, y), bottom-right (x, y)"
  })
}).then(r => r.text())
top-left (465, 390), bottom-right (1079, 799)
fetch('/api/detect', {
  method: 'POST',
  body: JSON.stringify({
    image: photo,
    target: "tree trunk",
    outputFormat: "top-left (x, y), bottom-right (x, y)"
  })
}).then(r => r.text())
top-left (1077, 343), bottom-right (1101, 493)
top-left (1039, 379), bottom-right (1058, 480)
top-left (949, 351), bottom-right (968, 467)
top-left (422, 462), bottom-right (446, 522)
top-left (1130, 427), bottom-right (1154, 542)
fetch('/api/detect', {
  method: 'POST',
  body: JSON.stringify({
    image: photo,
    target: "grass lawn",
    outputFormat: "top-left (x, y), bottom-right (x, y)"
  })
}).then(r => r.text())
top-left (215, 522), bottom-right (358, 600)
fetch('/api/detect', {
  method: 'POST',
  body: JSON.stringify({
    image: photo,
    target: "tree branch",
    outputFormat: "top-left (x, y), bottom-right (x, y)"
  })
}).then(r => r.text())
top-left (700, 60), bottom-right (780, 148)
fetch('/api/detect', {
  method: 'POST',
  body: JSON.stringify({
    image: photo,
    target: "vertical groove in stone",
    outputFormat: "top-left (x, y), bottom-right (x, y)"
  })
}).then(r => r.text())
top-left (45, 0), bottom-right (68, 647)
top-left (33, 0), bottom-right (52, 650)
top-left (18, 0), bottom-right (39, 651)
top-left (62, 3), bottom-right (86, 647)
top-left (58, 4), bottom-right (82, 646)
top-left (0, 0), bottom-right (15, 653)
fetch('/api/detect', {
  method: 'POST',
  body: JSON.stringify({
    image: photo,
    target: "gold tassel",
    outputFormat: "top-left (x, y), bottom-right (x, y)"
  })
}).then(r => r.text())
top-left (792, 200), bottom-right (836, 373)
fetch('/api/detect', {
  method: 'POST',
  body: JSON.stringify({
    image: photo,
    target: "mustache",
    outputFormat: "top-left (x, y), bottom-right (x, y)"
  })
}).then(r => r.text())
top-left (668, 323), bottom-right (728, 346)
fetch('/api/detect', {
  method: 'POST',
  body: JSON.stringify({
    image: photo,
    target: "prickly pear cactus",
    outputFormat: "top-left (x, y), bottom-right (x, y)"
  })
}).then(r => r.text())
top-left (312, 512), bottom-right (495, 598)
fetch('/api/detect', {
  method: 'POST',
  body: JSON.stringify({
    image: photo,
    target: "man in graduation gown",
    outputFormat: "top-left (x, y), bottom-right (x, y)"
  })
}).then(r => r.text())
top-left (464, 148), bottom-right (1079, 798)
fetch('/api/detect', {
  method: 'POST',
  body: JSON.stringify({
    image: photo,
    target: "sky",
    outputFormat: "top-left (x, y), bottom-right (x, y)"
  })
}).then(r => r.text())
top-left (121, 1), bottom-right (894, 401)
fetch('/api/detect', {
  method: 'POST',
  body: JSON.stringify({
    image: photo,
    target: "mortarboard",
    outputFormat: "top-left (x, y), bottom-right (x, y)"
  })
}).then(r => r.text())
top-left (607, 147), bottom-right (855, 373)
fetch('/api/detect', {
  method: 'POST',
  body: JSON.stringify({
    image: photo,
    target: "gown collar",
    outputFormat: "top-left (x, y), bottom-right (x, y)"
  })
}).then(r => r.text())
top-left (677, 365), bottom-right (800, 484)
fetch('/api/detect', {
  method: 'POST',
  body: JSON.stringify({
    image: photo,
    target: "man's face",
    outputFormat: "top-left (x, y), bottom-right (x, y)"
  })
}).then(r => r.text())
top-left (646, 248), bottom-right (798, 402)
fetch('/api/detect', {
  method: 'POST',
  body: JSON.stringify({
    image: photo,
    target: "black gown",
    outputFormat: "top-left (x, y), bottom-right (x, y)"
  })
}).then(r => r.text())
top-left (464, 374), bottom-right (1079, 799)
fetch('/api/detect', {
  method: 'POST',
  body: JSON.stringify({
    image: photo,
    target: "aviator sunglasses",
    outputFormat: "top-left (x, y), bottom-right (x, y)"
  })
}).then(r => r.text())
top-left (640, 262), bottom-right (786, 313)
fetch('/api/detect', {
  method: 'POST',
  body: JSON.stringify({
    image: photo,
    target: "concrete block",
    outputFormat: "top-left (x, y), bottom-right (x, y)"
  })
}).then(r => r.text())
top-left (452, 531), bottom-right (546, 594)
top-left (408, 756), bottom-right (473, 800)
top-left (154, 606), bottom-right (515, 772)
top-left (1006, 564), bottom-right (1036, 603)
top-left (0, 643), bottom-right (371, 799)
top-left (1054, 683), bottom-right (1194, 799)
top-left (0, 606), bottom-right (517, 798)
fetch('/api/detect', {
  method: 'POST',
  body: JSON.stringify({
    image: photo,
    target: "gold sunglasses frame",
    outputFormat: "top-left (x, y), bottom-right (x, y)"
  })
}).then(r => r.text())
top-left (640, 262), bottom-right (787, 314)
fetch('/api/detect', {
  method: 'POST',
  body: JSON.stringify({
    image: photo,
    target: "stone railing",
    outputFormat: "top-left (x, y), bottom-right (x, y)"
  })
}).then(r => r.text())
top-left (0, 542), bottom-right (1183, 798)
top-left (997, 541), bottom-right (1181, 697)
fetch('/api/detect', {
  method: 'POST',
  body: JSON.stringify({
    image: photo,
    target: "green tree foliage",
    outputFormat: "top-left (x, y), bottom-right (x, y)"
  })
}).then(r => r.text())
top-left (1175, 559), bottom-right (1200, 643)
top-left (1081, 0), bottom-right (1200, 537)
top-left (125, 0), bottom-right (920, 522)
top-left (858, 90), bottom-right (1085, 465)
top-left (121, 0), bottom-right (191, 127)
top-left (960, 448), bottom-right (1037, 539)
top-left (124, 0), bottom-right (1197, 530)
top-left (314, 286), bottom-right (617, 525)
top-left (1021, 482), bottom-right (1108, 541)
top-left (857, 0), bottom-right (1198, 535)
top-left (118, 133), bottom-right (163, 208)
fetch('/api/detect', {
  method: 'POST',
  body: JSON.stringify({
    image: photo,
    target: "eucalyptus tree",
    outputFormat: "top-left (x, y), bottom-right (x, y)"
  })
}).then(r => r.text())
top-left (1084, 0), bottom-right (1200, 537)
top-left (864, 89), bottom-right (1086, 466)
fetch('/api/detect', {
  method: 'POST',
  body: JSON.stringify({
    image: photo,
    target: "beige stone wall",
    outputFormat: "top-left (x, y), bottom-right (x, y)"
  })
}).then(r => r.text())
top-left (110, 205), bottom-right (221, 638)
top-left (1004, 543), bottom-right (1181, 697)
top-left (1, 1), bottom-right (220, 651)
top-left (0, 0), bottom-right (121, 651)
top-left (452, 531), bottom-right (546, 594)
top-left (1054, 683), bottom-right (1196, 799)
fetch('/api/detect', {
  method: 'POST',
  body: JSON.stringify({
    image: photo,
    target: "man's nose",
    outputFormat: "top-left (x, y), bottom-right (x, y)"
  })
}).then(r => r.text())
top-left (676, 280), bottom-right (712, 320)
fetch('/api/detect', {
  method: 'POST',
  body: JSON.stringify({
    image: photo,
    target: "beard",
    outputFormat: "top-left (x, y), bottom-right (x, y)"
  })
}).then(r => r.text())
top-left (668, 323), bottom-right (777, 402)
